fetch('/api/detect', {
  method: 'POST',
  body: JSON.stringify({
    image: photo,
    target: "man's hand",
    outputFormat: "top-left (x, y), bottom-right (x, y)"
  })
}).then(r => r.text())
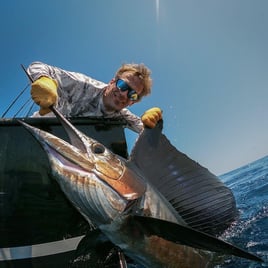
top-left (31, 76), bottom-right (58, 115)
top-left (141, 107), bottom-right (162, 128)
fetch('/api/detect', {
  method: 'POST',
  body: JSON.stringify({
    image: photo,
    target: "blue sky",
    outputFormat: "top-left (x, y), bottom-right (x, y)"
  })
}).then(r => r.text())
top-left (0, 0), bottom-right (268, 175)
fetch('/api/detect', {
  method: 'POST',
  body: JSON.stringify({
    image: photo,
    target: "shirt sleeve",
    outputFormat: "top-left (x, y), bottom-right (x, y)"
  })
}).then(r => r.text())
top-left (27, 61), bottom-right (107, 116)
top-left (27, 61), bottom-right (105, 89)
top-left (119, 108), bottom-right (144, 133)
top-left (27, 61), bottom-right (55, 81)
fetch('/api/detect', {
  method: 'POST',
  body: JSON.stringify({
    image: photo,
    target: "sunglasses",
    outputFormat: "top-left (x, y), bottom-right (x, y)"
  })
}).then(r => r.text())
top-left (116, 79), bottom-right (139, 101)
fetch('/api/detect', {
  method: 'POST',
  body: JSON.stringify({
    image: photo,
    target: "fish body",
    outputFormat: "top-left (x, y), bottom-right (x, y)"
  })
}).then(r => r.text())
top-left (24, 122), bottom-right (207, 266)
top-left (19, 108), bottom-right (262, 267)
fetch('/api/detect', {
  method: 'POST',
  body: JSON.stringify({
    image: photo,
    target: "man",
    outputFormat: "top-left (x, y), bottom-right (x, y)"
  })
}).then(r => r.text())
top-left (28, 61), bottom-right (162, 132)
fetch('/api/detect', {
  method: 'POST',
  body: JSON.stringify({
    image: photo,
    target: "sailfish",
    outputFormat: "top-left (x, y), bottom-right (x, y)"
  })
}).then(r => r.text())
top-left (19, 107), bottom-right (262, 267)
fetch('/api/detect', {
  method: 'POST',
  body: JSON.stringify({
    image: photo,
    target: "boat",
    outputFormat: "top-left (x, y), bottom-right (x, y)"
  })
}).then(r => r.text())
top-left (0, 115), bottom-right (128, 267)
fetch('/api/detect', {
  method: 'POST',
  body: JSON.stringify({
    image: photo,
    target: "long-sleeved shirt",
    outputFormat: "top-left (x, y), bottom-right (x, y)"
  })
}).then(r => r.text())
top-left (27, 61), bottom-right (143, 133)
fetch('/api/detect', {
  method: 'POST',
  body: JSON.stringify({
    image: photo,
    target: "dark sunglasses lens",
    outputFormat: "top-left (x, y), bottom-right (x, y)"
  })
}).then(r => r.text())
top-left (116, 79), bottom-right (139, 101)
top-left (116, 79), bottom-right (129, 91)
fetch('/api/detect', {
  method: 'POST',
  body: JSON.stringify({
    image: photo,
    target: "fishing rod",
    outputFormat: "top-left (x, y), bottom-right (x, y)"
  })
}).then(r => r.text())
top-left (21, 64), bottom-right (34, 83)
top-left (1, 64), bottom-right (34, 118)
top-left (1, 84), bottom-right (30, 118)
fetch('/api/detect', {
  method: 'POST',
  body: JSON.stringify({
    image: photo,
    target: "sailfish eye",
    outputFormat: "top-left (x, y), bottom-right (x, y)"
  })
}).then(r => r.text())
top-left (92, 143), bottom-right (105, 154)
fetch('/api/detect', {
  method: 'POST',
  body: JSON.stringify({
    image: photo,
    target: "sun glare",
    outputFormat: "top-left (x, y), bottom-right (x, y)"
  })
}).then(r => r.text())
top-left (156, 0), bottom-right (160, 23)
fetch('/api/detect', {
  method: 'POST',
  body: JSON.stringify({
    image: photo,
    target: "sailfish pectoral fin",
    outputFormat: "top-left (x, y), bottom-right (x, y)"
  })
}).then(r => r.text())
top-left (130, 215), bottom-right (263, 263)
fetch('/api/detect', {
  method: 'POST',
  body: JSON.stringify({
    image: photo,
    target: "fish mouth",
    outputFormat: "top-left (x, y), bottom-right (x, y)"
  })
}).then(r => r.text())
top-left (19, 120), bottom-right (95, 172)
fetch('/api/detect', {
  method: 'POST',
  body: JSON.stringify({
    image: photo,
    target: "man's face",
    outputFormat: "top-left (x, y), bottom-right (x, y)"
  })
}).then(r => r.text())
top-left (103, 72), bottom-right (144, 112)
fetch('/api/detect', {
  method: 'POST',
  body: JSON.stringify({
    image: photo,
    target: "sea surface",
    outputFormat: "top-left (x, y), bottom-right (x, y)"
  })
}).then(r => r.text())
top-left (215, 155), bottom-right (268, 267)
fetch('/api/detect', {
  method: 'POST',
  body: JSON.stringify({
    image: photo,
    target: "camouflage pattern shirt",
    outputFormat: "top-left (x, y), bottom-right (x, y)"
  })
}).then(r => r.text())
top-left (28, 61), bottom-right (143, 133)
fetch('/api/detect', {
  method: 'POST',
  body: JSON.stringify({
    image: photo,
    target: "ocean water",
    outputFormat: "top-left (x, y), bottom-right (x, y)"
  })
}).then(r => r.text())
top-left (216, 155), bottom-right (268, 267)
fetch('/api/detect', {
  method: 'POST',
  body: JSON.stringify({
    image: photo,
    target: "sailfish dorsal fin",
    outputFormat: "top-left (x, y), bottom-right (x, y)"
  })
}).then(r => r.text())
top-left (130, 121), bottom-right (237, 236)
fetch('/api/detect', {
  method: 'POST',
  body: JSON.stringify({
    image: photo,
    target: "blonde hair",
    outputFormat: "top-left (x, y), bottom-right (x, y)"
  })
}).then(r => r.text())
top-left (115, 63), bottom-right (152, 99)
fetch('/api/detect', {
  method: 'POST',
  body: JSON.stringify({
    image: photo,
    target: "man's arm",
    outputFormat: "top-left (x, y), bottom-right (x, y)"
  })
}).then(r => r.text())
top-left (120, 107), bottom-right (162, 133)
top-left (27, 62), bottom-right (106, 116)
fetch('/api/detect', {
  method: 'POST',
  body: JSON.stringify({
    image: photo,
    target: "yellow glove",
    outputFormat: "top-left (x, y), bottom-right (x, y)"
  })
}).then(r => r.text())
top-left (141, 107), bottom-right (162, 128)
top-left (31, 76), bottom-right (58, 115)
